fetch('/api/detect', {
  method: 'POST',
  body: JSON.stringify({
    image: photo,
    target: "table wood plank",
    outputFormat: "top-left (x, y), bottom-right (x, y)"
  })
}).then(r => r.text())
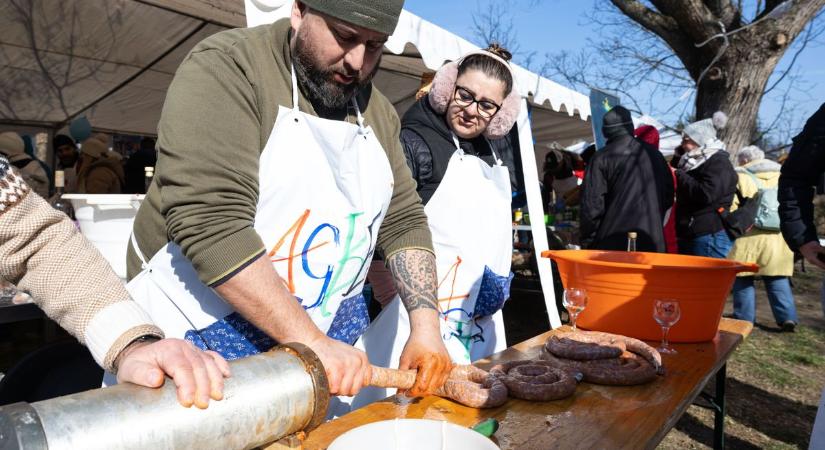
top-left (292, 318), bottom-right (752, 450)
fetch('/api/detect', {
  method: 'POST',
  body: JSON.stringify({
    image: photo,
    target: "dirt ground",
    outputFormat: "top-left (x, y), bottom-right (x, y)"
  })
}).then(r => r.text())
top-left (657, 262), bottom-right (825, 449)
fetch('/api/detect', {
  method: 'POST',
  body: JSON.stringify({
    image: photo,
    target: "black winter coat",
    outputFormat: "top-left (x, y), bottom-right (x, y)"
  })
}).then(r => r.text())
top-left (671, 151), bottom-right (737, 240)
top-left (580, 134), bottom-right (674, 252)
top-left (779, 102), bottom-right (825, 251)
top-left (400, 95), bottom-right (501, 205)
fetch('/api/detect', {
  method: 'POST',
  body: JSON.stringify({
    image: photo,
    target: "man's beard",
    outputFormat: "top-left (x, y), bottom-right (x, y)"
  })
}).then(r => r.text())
top-left (292, 28), bottom-right (379, 111)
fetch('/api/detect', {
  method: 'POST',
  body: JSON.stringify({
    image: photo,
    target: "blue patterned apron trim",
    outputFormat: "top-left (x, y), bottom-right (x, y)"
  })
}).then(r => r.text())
top-left (326, 294), bottom-right (370, 345)
top-left (184, 312), bottom-right (276, 361)
top-left (472, 266), bottom-right (514, 318)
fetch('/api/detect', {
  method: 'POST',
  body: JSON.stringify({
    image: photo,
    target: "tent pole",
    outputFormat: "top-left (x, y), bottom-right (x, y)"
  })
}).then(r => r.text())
top-left (517, 98), bottom-right (561, 328)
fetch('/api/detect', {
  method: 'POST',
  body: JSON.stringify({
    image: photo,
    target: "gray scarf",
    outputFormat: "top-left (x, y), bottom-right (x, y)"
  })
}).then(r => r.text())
top-left (677, 138), bottom-right (726, 171)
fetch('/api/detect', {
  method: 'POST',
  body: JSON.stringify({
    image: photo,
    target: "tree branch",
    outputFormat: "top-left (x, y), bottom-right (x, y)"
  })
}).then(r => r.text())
top-left (609, 0), bottom-right (710, 76)
top-left (763, 13), bottom-right (824, 95)
top-left (754, 0), bottom-right (825, 41)
top-left (608, 0), bottom-right (679, 40)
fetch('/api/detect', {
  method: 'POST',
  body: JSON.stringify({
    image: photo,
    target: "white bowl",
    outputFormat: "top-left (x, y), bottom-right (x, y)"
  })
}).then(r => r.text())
top-left (327, 419), bottom-right (499, 450)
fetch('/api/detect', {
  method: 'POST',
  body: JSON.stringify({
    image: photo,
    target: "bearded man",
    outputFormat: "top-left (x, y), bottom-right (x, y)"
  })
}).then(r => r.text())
top-left (125, 0), bottom-right (451, 402)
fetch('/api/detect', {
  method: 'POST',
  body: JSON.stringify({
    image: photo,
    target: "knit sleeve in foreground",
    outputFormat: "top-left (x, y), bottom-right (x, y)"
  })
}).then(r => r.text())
top-left (0, 159), bottom-right (162, 372)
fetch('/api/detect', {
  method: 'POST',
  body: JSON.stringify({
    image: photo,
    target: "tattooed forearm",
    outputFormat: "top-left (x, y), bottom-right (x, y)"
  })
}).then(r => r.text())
top-left (386, 249), bottom-right (438, 312)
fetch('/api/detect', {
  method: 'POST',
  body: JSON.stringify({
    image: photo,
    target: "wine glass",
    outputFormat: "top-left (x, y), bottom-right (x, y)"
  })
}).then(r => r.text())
top-left (563, 287), bottom-right (588, 331)
top-left (653, 299), bottom-right (681, 354)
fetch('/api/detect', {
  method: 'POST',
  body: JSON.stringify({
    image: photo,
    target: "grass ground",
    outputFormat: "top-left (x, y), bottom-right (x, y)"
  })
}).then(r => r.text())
top-left (658, 262), bottom-right (825, 449)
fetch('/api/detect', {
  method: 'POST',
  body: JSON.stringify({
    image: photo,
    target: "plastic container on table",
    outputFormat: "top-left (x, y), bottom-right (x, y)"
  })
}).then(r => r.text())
top-left (63, 194), bottom-right (144, 280)
top-left (543, 250), bottom-right (758, 342)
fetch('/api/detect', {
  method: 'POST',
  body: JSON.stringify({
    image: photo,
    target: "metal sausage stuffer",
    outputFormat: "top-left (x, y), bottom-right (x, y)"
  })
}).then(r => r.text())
top-left (0, 343), bottom-right (329, 450)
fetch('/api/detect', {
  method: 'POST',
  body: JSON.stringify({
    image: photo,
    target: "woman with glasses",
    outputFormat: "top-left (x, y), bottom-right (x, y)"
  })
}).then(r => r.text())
top-left (360, 44), bottom-right (521, 371)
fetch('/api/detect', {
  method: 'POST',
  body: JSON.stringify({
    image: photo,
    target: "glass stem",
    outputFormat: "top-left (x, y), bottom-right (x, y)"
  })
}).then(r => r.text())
top-left (661, 326), bottom-right (670, 348)
top-left (571, 313), bottom-right (579, 331)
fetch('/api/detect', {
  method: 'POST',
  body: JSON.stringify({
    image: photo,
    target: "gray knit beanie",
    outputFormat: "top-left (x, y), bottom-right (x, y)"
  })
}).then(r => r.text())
top-left (301, 0), bottom-right (404, 35)
top-left (683, 111), bottom-right (728, 147)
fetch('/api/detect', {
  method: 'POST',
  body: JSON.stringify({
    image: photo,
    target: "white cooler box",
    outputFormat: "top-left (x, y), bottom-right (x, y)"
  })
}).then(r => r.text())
top-left (63, 194), bottom-right (144, 280)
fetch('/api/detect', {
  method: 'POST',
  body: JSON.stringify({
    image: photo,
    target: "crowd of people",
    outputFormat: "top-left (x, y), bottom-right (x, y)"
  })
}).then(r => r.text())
top-left (0, 131), bottom-right (157, 197)
top-left (574, 102), bottom-right (825, 333)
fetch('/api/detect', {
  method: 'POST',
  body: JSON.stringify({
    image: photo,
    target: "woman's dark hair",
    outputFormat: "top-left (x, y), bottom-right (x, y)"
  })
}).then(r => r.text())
top-left (457, 43), bottom-right (513, 97)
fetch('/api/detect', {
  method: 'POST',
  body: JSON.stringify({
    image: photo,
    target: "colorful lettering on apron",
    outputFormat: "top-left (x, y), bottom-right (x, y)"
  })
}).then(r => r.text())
top-left (265, 209), bottom-right (382, 316)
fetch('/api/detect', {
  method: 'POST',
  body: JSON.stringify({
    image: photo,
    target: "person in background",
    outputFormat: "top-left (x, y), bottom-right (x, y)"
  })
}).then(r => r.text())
top-left (76, 137), bottom-right (125, 194)
top-left (580, 106), bottom-right (674, 252)
top-left (635, 125), bottom-right (678, 253)
top-left (395, 44), bottom-right (520, 363)
top-left (124, 137), bottom-right (158, 194)
top-left (671, 112), bottom-right (737, 258)
top-left (54, 134), bottom-right (79, 192)
top-left (779, 102), bottom-right (825, 270)
top-left (541, 151), bottom-right (559, 213)
top-left (0, 131), bottom-right (50, 198)
top-left (0, 156), bottom-right (229, 408)
top-left (22, 135), bottom-right (54, 196)
top-left (728, 145), bottom-right (797, 331)
top-left (543, 146), bottom-right (580, 209)
top-left (580, 143), bottom-right (596, 166)
top-left (777, 102), bottom-right (825, 449)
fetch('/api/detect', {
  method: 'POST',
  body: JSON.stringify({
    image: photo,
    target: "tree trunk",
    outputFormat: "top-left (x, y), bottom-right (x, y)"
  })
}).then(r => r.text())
top-left (694, 34), bottom-right (785, 153)
top-left (610, 0), bottom-right (825, 153)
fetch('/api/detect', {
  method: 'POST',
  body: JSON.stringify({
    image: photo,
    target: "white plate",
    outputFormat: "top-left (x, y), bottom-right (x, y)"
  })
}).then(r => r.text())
top-left (327, 419), bottom-right (500, 450)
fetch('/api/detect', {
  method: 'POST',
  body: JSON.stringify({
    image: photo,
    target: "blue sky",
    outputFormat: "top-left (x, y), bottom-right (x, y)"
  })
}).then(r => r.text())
top-left (404, 0), bottom-right (825, 144)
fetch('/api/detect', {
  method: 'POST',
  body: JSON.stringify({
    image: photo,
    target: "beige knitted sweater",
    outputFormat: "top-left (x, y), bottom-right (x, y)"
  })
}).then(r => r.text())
top-left (0, 156), bottom-right (163, 372)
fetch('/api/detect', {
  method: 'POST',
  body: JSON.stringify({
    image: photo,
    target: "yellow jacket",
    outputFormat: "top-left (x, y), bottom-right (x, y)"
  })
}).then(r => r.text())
top-left (728, 159), bottom-right (794, 277)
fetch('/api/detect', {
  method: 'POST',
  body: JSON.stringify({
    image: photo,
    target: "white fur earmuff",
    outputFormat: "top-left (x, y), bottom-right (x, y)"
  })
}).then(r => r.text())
top-left (427, 52), bottom-right (521, 139)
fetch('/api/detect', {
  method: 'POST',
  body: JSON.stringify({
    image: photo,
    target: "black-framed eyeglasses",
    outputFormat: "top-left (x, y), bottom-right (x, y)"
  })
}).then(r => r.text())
top-left (453, 86), bottom-right (501, 118)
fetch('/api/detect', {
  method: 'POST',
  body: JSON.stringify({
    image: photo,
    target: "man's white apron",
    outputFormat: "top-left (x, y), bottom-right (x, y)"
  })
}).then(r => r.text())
top-left (117, 68), bottom-right (392, 381)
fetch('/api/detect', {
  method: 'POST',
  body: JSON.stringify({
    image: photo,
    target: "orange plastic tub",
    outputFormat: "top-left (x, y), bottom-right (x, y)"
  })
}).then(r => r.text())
top-left (542, 250), bottom-right (758, 342)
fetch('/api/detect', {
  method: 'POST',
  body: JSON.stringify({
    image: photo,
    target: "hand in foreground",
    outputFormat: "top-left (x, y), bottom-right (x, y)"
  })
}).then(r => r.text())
top-left (306, 334), bottom-right (371, 397)
top-left (398, 326), bottom-right (452, 397)
top-left (116, 338), bottom-right (231, 409)
top-left (800, 240), bottom-right (825, 270)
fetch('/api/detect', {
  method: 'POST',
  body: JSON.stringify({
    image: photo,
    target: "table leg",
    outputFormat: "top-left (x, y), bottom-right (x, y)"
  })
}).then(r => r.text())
top-left (713, 364), bottom-right (727, 450)
top-left (698, 363), bottom-right (727, 449)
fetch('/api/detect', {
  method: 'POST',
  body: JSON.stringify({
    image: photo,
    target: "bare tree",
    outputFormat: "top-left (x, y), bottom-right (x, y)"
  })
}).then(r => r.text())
top-left (547, 1), bottom-right (825, 152)
top-left (471, 0), bottom-right (537, 68)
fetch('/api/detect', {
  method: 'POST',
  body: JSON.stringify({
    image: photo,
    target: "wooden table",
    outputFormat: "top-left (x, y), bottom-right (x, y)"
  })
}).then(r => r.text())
top-left (298, 318), bottom-right (752, 450)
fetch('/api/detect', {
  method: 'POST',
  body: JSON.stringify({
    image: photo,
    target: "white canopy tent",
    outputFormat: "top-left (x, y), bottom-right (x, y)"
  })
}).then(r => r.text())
top-left (1, 0), bottom-right (603, 327)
